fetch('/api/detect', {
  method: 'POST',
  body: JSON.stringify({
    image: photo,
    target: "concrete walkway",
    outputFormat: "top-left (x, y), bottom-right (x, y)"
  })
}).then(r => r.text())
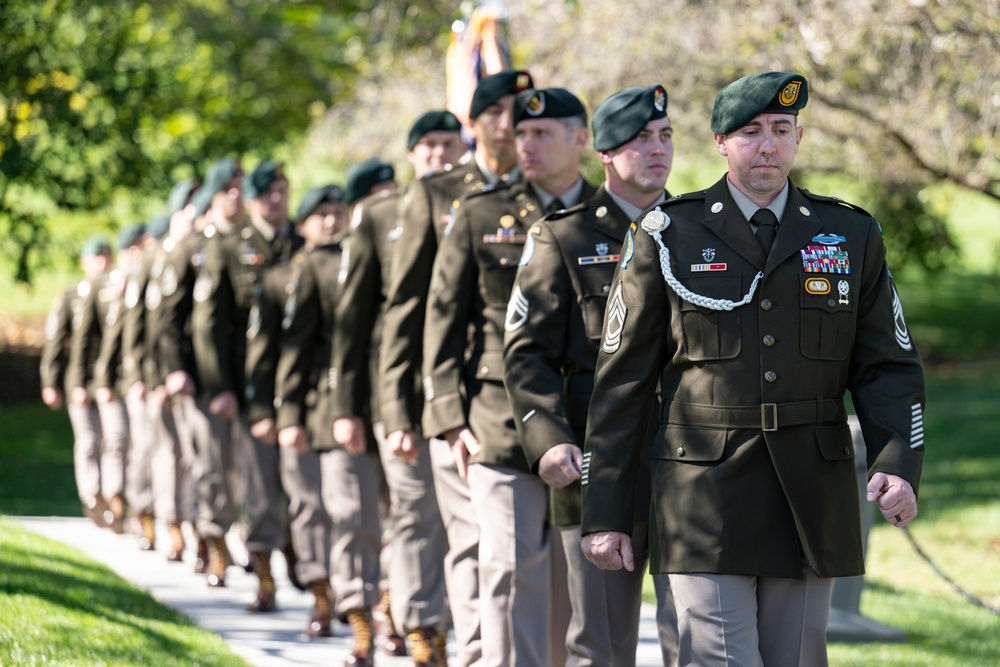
top-left (18, 516), bottom-right (667, 666)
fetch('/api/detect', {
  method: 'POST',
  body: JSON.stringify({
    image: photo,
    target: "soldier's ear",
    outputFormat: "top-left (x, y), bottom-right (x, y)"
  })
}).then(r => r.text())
top-left (573, 127), bottom-right (590, 151)
top-left (713, 133), bottom-right (729, 157)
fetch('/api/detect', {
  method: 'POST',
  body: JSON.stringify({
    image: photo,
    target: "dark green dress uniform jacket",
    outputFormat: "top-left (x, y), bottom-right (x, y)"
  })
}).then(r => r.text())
top-left (192, 222), bottom-right (302, 407)
top-left (379, 160), bottom-right (496, 434)
top-left (155, 233), bottom-right (203, 391)
top-left (112, 246), bottom-right (156, 392)
top-left (96, 260), bottom-right (147, 396)
top-left (67, 271), bottom-right (117, 396)
top-left (503, 185), bottom-right (653, 525)
top-left (275, 243), bottom-right (355, 451)
top-left (40, 286), bottom-right (81, 394)
top-left (581, 176), bottom-right (926, 579)
top-left (330, 190), bottom-right (402, 425)
top-left (422, 178), bottom-right (597, 471)
top-left (244, 255), bottom-right (297, 427)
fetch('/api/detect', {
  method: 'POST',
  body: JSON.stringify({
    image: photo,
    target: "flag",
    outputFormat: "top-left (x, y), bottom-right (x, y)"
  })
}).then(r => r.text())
top-left (446, 1), bottom-right (512, 128)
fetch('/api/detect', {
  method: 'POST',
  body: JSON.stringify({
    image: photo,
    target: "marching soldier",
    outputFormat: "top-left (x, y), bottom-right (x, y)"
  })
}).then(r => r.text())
top-left (379, 69), bottom-right (533, 667)
top-left (422, 87), bottom-right (595, 667)
top-left (277, 173), bottom-right (388, 666)
top-left (245, 184), bottom-right (349, 637)
top-left (502, 85), bottom-right (678, 666)
top-left (65, 234), bottom-right (130, 533)
top-left (40, 236), bottom-right (116, 527)
top-left (190, 158), bottom-right (303, 607)
top-left (581, 72), bottom-right (925, 666)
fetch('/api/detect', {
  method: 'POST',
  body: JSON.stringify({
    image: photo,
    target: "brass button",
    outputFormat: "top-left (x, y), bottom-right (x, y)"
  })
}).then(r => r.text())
top-left (763, 334), bottom-right (775, 347)
top-left (480, 366), bottom-right (489, 375)
top-left (827, 298), bottom-right (836, 307)
top-left (499, 257), bottom-right (509, 266)
top-left (602, 284), bottom-right (610, 293)
top-left (760, 298), bottom-right (772, 311)
top-left (764, 370), bottom-right (777, 383)
top-left (676, 447), bottom-right (685, 457)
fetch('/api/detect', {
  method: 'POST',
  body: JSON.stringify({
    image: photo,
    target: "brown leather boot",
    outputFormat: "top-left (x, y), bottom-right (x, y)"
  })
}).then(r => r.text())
top-left (206, 536), bottom-right (228, 587)
top-left (166, 521), bottom-right (185, 561)
top-left (107, 494), bottom-right (126, 534)
top-left (435, 631), bottom-right (448, 667)
top-left (246, 550), bottom-right (277, 612)
top-left (407, 626), bottom-right (438, 666)
top-left (374, 589), bottom-right (407, 657)
top-left (305, 579), bottom-right (332, 638)
top-left (193, 533), bottom-right (209, 573)
top-left (343, 608), bottom-right (374, 666)
top-left (83, 496), bottom-right (111, 528)
top-left (138, 513), bottom-right (156, 551)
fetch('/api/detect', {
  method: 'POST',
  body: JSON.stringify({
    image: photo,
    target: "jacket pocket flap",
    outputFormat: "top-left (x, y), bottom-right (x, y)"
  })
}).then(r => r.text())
top-left (650, 424), bottom-right (727, 462)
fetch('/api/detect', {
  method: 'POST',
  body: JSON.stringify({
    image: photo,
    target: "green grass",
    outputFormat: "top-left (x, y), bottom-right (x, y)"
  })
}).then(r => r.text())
top-left (0, 517), bottom-right (250, 666)
top-left (0, 402), bottom-right (80, 517)
top-left (642, 360), bottom-right (1000, 665)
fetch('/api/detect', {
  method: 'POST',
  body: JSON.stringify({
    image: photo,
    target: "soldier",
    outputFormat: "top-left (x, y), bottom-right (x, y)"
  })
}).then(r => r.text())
top-left (245, 184), bottom-right (349, 637)
top-left (379, 69), bottom-right (533, 667)
top-left (93, 221), bottom-right (155, 546)
top-left (65, 234), bottom-right (130, 533)
top-left (329, 158), bottom-right (410, 662)
top-left (190, 158), bottom-right (303, 606)
top-left (422, 87), bottom-right (595, 667)
top-left (40, 236), bottom-right (117, 527)
top-left (277, 174), bottom-right (389, 666)
top-left (581, 72), bottom-right (925, 666)
top-left (503, 85), bottom-right (680, 667)
top-left (134, 180), bottom-right (201, 561)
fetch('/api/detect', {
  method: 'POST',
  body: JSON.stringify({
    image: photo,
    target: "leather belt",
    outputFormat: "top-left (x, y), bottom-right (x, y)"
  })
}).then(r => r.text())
top-left (662, 398), bottom-right (846, 432)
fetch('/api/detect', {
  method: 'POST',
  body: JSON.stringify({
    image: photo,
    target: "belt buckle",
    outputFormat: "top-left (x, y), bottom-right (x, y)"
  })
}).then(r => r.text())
top-left (761, 403), bottom-right (778, 432)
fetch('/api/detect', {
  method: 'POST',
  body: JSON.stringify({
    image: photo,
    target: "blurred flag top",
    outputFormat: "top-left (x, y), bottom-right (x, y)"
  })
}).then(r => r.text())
top-left (446, 0), bottom-right (512, 129)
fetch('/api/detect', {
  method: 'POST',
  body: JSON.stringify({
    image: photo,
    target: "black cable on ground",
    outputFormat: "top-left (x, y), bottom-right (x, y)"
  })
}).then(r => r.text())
top-left (902, 525), bottom-right (1000, 616)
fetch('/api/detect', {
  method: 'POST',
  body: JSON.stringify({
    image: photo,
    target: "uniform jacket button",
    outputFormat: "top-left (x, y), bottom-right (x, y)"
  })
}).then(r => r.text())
top-left (499, 257), bottom-right (509, 266)
top-left (827, 298), bottom-right (836, 307)
top-left (760, 298), bottom-right (772, 311)
top-left (763, 334), bottom-right (775, 347)
top-left (676, 446), bottom-right (685, 457)
top-left (764, 370), bottom-right (778, 382)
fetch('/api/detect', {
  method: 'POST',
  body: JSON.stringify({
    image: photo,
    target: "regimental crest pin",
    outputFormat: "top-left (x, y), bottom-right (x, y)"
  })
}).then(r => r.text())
top-left (702, 248), bottom-right (716, 262)
top-left (596, 243), bottom-right (609, 256)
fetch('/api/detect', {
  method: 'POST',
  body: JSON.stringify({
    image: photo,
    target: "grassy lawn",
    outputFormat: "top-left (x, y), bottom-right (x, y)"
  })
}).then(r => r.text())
top-left (0, 517), bottom-right (250, 666)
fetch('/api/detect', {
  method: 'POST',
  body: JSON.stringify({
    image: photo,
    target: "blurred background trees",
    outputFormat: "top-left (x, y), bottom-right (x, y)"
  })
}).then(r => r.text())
top-left (1, 0), bottom-right (997, 284)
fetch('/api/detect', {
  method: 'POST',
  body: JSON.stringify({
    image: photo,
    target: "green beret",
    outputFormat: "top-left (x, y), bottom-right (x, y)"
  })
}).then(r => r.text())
top-left (407, 110), bottom-right (463, 150)
top-left (117, 222), bottom-right (146, 250)
top-left (513, 88), bottom-right (587, 127)
top-left (243, 159), bottom-right (286, 200)
top-left (711, 71), bottom-right (808, 135)
top-left (344, 159), bottom-right (396, 205)
top-left (469, 70), bottom-right (534, 119)
top-left (296, 184), bottom-right (345, 222)
top-left (192, 157), bottom-right (242, 217)
top-left (81, 234), bottom-right (111, 257)
top-left (167, 178), bottom-right (200, 217)
top-left (148, 214), bottom-right (170, 240)
top-left (592, 84), bottom-right (668, 151)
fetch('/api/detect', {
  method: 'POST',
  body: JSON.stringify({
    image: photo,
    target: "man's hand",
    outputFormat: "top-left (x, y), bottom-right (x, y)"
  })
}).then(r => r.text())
top-left (867, 472), bottom-right (918, 528)
top-left (333, 416), bottom-right (367, 455)
top-left (41, 387), bottom-right (64, 410)
top-left (95, 386), bottom-right (115, 404)
top-left (278, 425), bottom-right (310, 454)
top-left (70, 386), bottom-right (90, 406)
top-left (538, 443), bottom-right (583, 488)
top-left (127, 381), bottom-right (146, 403)
top-left (250, 418), bottom-right (278, 445)
top-left (446, 426), bottom-right (481, 481)
top-left (208, 391), bottom-right (238, 421)
top-left (582, 531), bottom-right (635, 571)
top-left (164, 370), bottom-right (195, 397)
top-left (387, 429), bottom-right (419, 464)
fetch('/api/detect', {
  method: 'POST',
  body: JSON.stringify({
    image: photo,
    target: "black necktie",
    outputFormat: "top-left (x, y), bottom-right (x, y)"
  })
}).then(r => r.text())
top-left (547, 198), bottom-right (565, 214)
top-left (752, 208), bottom-right (778, 255)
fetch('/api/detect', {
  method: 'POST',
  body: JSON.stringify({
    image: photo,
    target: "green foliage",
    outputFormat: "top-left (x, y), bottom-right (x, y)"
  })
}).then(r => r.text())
top-left (0, 518), bottom-right (251, 666)
top-left (0, 0), bottom-right (456, 284)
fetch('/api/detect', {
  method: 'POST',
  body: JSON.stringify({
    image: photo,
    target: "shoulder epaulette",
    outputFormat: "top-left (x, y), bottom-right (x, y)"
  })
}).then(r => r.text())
top-left (801, 189), bottom-right (873, 218)
top-left (660, 190), bottom-right (706, 207)
top-left (545, 200), bottom-right (588, 221)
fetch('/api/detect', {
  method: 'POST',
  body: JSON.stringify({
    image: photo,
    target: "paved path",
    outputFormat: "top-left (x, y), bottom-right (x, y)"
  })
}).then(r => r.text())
top-left (18, 516), bottom-right (666, 666)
